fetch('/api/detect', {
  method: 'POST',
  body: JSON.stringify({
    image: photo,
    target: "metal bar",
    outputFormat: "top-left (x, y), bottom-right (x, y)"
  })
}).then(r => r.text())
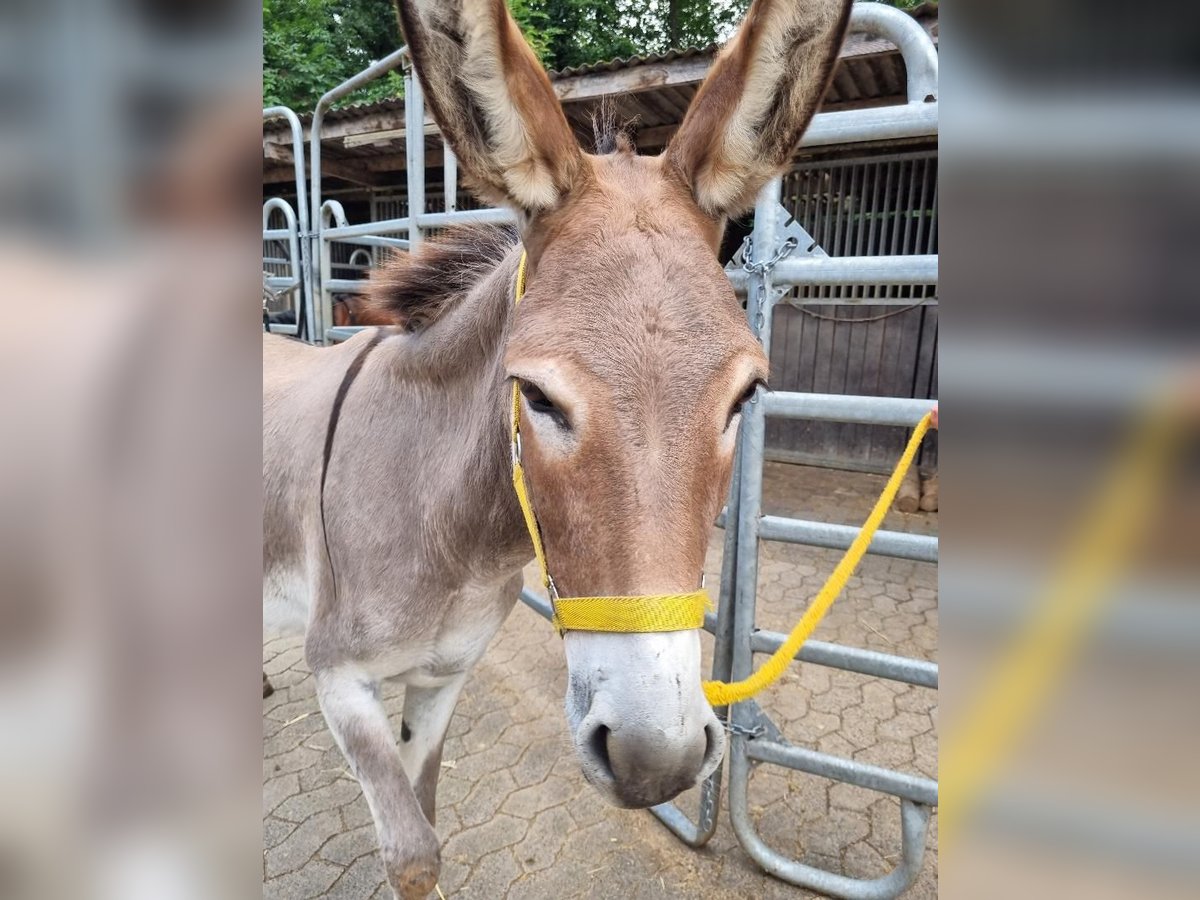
top-left (801, 102), bottom-right (937, 151)
top-left (262, 198), bottom-right (302, 316)
top-left (263, 107), bottom-right (313, 341)
top-left (762, 391), bottom-right (934, 426)
top-left (849, 2), bottom-right (938, 103)
top-left (323, 279), bottom-right (369, 293)
top-left (746, 740), bottom-right (938, 807)
top-left (311, 46), bottom-right (409, 342)
top-left (519, 588), bottom-right (552, 621)
top-left (759, 515), bottom-right (938, 562)
top-left (444, 142), bottom-right (458, 212)
top-left (404, 71), bottom-right (426, 249)
top-left (746, 623), bottom-right (937, 689)
top-left (728, 254), bottom-right (938, 294)
top-left (323, 217), bottom-right (412, 240)
top-left (322, 209), bottom-right (514, 240)
top-left (734, 795), bottom-right (931, 900)
top-left (331, 235), bottom-right (411, 250)
top-left (415, 208), bottom-right (516, 228)
top-left (726, 176), bottom-right (779, 845)
top-left (699, 612), bottom-right (937, 687)
top-left (326, 326), bottom-right (367, 343)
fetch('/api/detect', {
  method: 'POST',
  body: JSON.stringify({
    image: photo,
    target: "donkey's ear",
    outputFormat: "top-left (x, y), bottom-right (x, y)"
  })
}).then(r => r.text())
top-left (665, 0), bottom-right (852, 219)
top-left (395, 0), bottom-right (582, 215)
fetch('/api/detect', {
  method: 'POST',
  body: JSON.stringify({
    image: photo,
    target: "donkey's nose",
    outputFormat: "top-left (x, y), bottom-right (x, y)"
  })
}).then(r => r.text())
top-left (576, 707), bottom-right (725, 808)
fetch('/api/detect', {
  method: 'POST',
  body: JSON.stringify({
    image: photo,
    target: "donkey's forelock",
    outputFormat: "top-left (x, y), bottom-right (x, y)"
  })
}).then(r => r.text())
top-left (590, 103), bottom-right (636, 156)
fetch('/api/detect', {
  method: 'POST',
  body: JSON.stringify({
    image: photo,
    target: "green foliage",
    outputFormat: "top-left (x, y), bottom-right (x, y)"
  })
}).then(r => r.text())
top-left (508, 1), bottom-right (751, 70)
top-left (263, 0), bottom-right (404, 112)
top-left (263, 1), bottom-right (931, 111)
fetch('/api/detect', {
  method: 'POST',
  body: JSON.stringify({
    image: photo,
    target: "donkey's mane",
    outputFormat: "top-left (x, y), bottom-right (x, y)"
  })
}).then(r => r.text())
top-left (363, 223), bottom-right (519, 332)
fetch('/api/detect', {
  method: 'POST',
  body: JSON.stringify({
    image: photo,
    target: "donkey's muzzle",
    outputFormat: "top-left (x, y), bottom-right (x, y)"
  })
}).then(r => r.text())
top-left (576, 711), bottom-right (725, 808)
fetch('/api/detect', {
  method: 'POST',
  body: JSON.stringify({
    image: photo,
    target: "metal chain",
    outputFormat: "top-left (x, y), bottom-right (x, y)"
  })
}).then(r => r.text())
top-left (742, 235), bottom-right (799, 275)
top-left (798, 300), bottom-right (927, 323)
top-left (726, 721), bottom-right (766, 739)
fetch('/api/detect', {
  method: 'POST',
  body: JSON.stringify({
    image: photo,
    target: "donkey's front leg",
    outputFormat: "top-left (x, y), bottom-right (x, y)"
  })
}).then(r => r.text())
top-left (397, 674), bottom-right (467, 825)
top-left (314, 665), bottom-right (439, 900)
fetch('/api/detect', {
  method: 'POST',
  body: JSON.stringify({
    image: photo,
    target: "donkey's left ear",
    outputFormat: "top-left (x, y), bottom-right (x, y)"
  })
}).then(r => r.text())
top-left (665, 0), bottom-right (852, 220)
top-left (395, 0), bottom-right (582, 215)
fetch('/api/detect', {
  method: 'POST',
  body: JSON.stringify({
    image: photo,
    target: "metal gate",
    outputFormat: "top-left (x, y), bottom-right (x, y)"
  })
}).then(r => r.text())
top-left (268, 3), bottom-right (938, 895)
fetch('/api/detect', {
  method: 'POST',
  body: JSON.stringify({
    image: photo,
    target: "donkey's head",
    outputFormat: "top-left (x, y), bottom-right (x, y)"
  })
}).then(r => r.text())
top-left (398, 0), bottom-right (850, 808)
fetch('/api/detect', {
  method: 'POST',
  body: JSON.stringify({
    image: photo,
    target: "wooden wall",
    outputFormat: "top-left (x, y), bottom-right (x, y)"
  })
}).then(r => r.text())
top-left (766, 149), bottom-right (939, 473)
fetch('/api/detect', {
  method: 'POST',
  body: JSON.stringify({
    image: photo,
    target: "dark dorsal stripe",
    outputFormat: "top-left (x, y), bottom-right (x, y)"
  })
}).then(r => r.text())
top-left (320, 328), bottom-right (388, 604)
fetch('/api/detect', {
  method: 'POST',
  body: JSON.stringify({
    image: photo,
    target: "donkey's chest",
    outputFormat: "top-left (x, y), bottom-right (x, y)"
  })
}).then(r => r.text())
top-left (359, 578), bottom-right (516, 687)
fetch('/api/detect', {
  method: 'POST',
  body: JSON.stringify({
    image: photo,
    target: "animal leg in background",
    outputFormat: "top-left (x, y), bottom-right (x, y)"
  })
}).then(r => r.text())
top-left (396, 674), bottom-right (468, 825)
top-left (313, 663), bottom-right (440, 900)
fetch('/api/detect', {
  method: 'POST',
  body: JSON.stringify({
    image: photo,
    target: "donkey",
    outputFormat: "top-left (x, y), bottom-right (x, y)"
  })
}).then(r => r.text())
top-left (263, 0), bottom-right (851, 896)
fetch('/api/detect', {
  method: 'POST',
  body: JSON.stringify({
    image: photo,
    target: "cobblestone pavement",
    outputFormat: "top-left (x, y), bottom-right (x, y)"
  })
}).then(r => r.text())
top-left (264, 462), bottom-right (938, 899)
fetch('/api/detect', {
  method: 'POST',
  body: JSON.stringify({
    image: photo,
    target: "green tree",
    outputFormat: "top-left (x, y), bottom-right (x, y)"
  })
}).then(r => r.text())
top-left (263, 0), bottom-right (404, 111)
top-left (263, 1), bottom-right (932, 111)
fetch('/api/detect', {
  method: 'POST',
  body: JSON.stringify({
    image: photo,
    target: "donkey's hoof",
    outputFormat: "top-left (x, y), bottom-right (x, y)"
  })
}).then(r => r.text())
top-left (390, 863), bottom-right (438, 900)
top-left (262, 672), bottom-right (275, 698)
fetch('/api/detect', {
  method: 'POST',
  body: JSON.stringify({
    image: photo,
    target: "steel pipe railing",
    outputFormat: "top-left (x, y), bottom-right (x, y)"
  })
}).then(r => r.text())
top-left (759, 515), bottom-right (938, 562)
top-left (263, 107), bottom-right (313, 340)
top-left (762, 392), bottom-right (935, 427)
top-left (311, 46), bottom-right (410, 341)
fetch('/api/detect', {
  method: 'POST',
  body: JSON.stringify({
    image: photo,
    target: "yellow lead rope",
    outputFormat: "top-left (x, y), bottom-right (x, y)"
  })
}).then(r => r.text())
top-left (702, 412), bottom-right (933, 706)
top-left (510, 249), bottom-right (933, 705)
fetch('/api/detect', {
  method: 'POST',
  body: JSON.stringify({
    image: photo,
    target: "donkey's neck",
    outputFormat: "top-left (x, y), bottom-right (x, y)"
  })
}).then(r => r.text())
top-left (384, 247), bottom-right (532, 581)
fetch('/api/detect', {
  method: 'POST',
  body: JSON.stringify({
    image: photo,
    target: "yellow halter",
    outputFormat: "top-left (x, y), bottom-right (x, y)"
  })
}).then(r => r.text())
top-left (509, 251), bottom-right (710, 636)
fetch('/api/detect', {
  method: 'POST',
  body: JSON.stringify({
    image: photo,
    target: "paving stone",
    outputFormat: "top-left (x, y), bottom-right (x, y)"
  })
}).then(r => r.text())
top-left (263, 772), bottom-right (300, 817)
top-left (877, 710), bottom-right (933, 742)
top-left (320, 823), bottom-right (377, 866)
top-left (266, 809), bottom-right (343, 878)
top-left (274, 778), bottom-right (362, 824)
top-left (513, 803), bottom-right (573, 874)
top-left (457, 768), bottom-right (518, 828)
top-left (442, 813), bottom-right (528, 862)
top-left (455, 847), bottom-right (522, 899)
top-left (264, 815), bottom-right (298, 851)
top-left (263, 860), bottom-right (342, 900)
top-left (501, 775), bottom-right (574, 819)
top-left (325, 853), bottom-right (386, 900)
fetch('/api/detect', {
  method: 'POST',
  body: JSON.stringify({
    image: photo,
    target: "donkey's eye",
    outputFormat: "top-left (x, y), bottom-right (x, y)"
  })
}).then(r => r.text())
top-left (727, 379), bottom-right (766, 427)
top-left (519, 380), bottom-right (570, 430)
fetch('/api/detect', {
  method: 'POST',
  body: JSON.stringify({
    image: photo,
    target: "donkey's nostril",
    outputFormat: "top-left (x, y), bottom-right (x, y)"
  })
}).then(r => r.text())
top-left (587, 724), bottom-right (614, 781)
top-left (703, 718), bottom-right (725, 768)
